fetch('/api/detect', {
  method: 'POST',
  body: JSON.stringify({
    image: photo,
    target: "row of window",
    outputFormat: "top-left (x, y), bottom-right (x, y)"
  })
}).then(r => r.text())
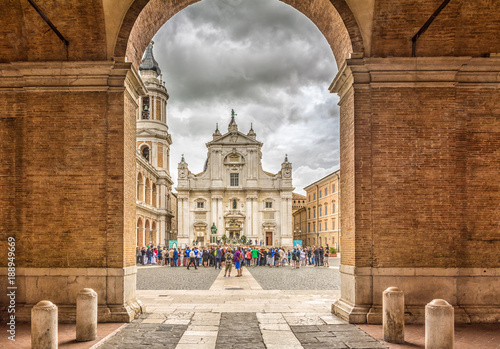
top-left (308, 184), bottom-right (336, 202)
top-left (307, 236), bottom-right (335, 247)
top-left (196, 199), bottom-right (273, 209)
top-left (307, 220), bottom-right (336, 232)
top-left (308, 203), bottom-right (336, 219)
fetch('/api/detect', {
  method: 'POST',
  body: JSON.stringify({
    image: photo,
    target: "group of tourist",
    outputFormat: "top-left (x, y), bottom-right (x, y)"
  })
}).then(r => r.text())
top-left (136, 246), bottom-right (333, 271)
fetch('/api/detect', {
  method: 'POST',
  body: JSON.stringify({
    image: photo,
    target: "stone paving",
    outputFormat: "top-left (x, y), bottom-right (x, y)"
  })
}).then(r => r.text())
top-left (247, 264), bottom-right (341, 290)
top-left (99, 264), bottom-right (387, 348)
top-left (137, 257), bottom-right (341, 291)
top-left (137, 264), bottom-right (221, 290)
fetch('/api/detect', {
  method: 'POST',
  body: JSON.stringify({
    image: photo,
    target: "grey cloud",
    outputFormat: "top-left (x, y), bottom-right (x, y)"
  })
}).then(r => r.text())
top-left (152, 0), bottom-right (340, 194)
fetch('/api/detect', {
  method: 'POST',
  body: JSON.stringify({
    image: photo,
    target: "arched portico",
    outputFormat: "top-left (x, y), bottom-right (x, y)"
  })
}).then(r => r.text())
top-left (0, 0), bottom-right (499, 324)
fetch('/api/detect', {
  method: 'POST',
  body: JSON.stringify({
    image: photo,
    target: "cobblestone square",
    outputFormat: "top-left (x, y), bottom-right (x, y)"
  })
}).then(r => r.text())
top-left (112, 263), bottom-right (387, 348)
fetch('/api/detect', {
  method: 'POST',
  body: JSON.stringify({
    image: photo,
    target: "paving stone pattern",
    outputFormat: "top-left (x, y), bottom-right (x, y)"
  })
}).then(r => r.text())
top-left (292, 324), bottom-right (387, 349)
top-left (137, 265), bottom-right (221, 290)
top-left (100, 312), bottom-right (387, 349)
top-left (247, 264), bottom-right (341, 290)
top-left (98, 315), bottom-right (187, 349)
top-left (216, 313), bottom-right (265, 349)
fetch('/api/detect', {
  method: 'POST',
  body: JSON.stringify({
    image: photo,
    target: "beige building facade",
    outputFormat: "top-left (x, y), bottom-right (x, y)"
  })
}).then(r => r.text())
top-left (176, 112), bottom-right (294, 247)
top-left (292, 193), bottom-right (307, 244)
top-left (136, 42), bottom-right (176, 247)
top-left (304, 170), bottom-right (341, 250)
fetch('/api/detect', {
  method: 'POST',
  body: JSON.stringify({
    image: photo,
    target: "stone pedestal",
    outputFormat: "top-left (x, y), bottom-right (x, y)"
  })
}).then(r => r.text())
top-left (31, 300), bottom-right (58, 349)
top-left (76, 288), bottom-right (98, 341)
top-left (383, 287), bottom-right (404, 343)
top-left (425, 299), bottom-right (454, 349)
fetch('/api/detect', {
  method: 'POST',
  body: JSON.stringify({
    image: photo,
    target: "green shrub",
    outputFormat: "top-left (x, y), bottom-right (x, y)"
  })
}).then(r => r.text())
top-left (329, 247), bottom-right (337, 254)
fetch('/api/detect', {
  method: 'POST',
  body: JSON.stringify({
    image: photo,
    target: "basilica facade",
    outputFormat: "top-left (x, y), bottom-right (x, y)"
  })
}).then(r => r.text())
top-left (176, 112), bottom-right (294, 247)
top-left (136, 42), bottom-right (177, 247)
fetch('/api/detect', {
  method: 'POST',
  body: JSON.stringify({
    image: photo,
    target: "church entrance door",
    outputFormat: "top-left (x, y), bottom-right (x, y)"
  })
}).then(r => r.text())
top-left (266, 232), bottom-right (273, 246)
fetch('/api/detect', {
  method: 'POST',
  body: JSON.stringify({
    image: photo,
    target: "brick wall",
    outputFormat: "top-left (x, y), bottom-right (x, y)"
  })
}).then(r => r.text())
top-left (0, 91), bottom-right (111, 268)
top-left (371, 0), bottom-right (500, 57)
top-left (357, 86), bottom-right (500, 269)
top-left (339, 88), bottom-right (356, 266)
top-left (0, 0), bottom-right (106, 62)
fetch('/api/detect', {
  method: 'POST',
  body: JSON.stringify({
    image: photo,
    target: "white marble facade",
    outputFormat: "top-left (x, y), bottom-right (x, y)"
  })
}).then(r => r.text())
top-left (176, 111), bottom-right (293, 247)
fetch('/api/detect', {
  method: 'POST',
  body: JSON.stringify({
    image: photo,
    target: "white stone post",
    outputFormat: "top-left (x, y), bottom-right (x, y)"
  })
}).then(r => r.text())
top-left (425, 299), bottom-right (454, 349)
top-left (383, 286), bottom-right (405, 343)
top-left (31, 300), bottom-right (58, 349)
top-left (76, 288), bottom-right (98, 341)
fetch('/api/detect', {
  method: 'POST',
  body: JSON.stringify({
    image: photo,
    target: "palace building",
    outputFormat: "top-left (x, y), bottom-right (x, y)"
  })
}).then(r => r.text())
top-left (136, 42), bottom-right (177, 247)
top-left (292, 193), bottom-right (307, 245)
top-left (176, 111), bottom-right (294, 247)
top-left (303, 170), bottom-right (341, 250)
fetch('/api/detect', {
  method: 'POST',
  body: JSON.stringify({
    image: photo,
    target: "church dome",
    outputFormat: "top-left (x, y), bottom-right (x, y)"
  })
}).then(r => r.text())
top-left (139, 41), bottom-right (162, 76)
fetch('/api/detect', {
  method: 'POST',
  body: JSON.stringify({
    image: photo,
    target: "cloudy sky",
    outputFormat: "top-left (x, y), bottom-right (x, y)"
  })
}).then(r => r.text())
top-left (152, 0), bottom-right (340, 195)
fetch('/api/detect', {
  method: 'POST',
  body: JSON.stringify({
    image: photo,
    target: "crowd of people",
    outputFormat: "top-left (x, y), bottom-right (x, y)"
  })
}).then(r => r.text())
top-left (136, 245), bottom-right (333, 272)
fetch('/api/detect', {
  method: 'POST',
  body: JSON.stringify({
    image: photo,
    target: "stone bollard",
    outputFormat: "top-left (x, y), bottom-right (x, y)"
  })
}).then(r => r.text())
top-left (425, 299), bottom-right (454, 349)
top-left (76, 288), bottom-right (98, 341)
top-left (383, 286), bottom-right (405, 343)
top-left (31, 300), bottom-right (58, 349)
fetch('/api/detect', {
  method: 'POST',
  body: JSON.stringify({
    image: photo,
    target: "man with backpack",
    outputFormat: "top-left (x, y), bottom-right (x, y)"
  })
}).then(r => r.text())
top-left (214, 247), bottom-right (222, 269)
top-left (224, 248), bottom-right (234, 277)
top-left (187, 247), bottom-right (197, 270)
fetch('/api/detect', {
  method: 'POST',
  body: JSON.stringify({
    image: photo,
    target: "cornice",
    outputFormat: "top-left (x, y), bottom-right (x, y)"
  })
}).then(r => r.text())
top-left (0, 61), bottom-right (147, 95)
top-left (330, 57), bottom-right (500, 100)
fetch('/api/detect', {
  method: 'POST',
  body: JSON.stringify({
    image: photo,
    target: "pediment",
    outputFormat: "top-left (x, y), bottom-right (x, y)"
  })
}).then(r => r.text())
top-left (136, 129), bottom-right (156, 136)
top-left (207, 131), bottom-right (262, 146)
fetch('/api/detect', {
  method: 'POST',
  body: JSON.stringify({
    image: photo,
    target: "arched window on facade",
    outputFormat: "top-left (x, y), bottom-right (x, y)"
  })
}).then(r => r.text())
top-left (137, 172), bottom-right (143, 201)
top-left (152, 183), bottom-right (157, 208)
top-left (145, 220), bottom-right (151, 245)
top-left (142, 97), bottom-right (150, 119)
top-left (137, 217), bottom-right (143, 247)
top-left (151, 221), bottom-right (157, 245)
top-left (145, 178), bottom-right (151, 205)
top-left (141, 145), bottom-right (150, 162)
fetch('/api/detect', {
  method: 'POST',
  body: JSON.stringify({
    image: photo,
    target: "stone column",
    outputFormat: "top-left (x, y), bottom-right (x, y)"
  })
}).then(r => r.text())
top-left (217, 197), bottom-right (224, 239)
top-left (140, 227), bottom-right (145, 247)
top-left (425, 299), bottom-right (454, 349)
top-left (76, 288), bottom-right (98, 341)
top-left (246, 197), bottom-right (252, 238)
top-left (161, 98), bottom-right (165, 123)
top-left (383, 287), bottom-right (405, 343)
top-left (252, 198), bottom-right (259, 244)
top-left (159, 184), bottom-right (166, 209)
top-left (151, 95), bottom-right (156, 120)
top-left (160, 217), bottom-right (166, 246)
top-left (139, 97), bottom-right (143, 120)
top-left (31, 300), bottom-right (58, 349)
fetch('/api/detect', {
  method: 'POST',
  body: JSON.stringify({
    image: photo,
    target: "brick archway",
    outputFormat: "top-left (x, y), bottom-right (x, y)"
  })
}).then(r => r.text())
top-left (1, 0), bottom-right (499, 325)
top-left (114, 0), bottom-right (365, 69)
